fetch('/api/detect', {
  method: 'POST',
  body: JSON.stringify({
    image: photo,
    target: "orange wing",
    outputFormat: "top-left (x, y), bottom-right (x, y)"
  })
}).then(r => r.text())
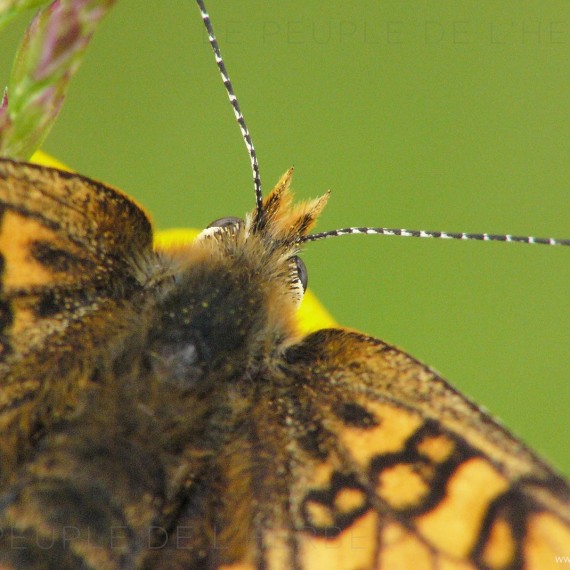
top-left (0, 158), bottom-right (155, 482)
top-left (275, 328), bottom-right (570, 569)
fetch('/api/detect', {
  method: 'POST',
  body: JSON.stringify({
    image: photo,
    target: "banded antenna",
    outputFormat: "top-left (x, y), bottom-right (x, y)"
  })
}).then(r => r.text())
top-left (196, 1), bottom-right (569, 250)
top-left (301, 227), bottom-right (570, 246)
top-left (196, 0), bottom-right (263, 217)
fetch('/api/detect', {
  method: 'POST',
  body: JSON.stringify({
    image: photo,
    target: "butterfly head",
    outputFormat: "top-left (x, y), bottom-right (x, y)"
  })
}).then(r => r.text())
top-left (193, 168), bottom-right (329, 341)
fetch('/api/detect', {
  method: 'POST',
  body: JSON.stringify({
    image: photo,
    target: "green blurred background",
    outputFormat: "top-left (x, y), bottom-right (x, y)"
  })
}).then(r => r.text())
top-left (0, 1), bottom-right (568, 474)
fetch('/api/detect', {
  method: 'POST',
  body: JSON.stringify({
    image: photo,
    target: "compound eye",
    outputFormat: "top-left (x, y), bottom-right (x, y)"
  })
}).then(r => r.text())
top-left (292, 255), bottom-right (308, 293)
top-left (197, 216), bottom-right (244, 241)
top-left (207, 216), bottom-right (243, 229)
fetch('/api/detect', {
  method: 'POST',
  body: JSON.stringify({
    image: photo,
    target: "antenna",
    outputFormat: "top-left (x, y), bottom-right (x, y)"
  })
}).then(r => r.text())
top-left (195, 0), bottom-right (263, 216)
top-left (301, 226), bottom-right (570, 246)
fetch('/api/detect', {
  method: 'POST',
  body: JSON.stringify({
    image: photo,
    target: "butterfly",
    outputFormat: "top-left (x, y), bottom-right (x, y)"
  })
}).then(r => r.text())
top-left (0, 1), bottom-right (569, 569)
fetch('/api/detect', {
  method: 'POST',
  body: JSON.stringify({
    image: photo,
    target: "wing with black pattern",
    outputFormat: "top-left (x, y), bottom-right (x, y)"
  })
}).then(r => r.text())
top-left (271, 328), bottom-right (570, 569)
top-left (0, 158), bottom-right (155, 482)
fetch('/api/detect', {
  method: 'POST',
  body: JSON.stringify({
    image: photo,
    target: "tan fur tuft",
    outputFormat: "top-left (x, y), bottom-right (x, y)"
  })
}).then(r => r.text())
top-left (254, 169), bottom-right (330, 243)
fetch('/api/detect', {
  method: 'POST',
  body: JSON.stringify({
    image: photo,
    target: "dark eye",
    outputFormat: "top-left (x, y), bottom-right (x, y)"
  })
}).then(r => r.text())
top-left (207, 216), bottom-right (243, 229)
top-left (292, 255), bottom-right (308, 292)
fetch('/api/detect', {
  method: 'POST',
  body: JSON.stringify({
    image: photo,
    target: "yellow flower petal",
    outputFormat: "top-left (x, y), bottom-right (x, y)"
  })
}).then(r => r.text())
top-left (30, 150), bottom-right (70, 170)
